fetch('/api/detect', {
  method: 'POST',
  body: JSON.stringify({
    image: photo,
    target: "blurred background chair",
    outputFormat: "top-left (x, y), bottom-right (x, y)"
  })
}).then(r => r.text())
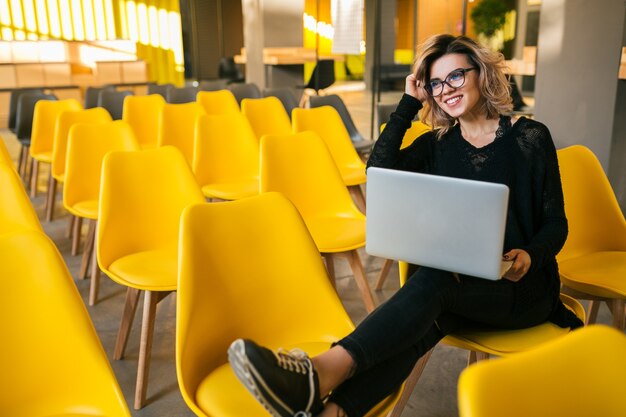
top-left (166, 86), bottom-right (199, 104)
top-left (241, 96), bottom-right (292, 141)
top-left (557, 145), bottom-right (626, 329)
top-left (47, 107), bottom-right (112, 222)
top-left (260, 132), bottom-right (376, 312)
top-left (310, 94), bottom-right (373, 155)
top-left (228, 82), bottom-right (262, 106)
top-left (14, 92), bottom-right (57, 180)
top-left (29, 98), bottom-right (83, 198)
top-left (84, 85), bottom-right (115, 109)
top-left (292, 106), bottom-right (367, 212)
top-left (97, 146), bottom-right (204, 409)
top-left (64, 120), bottom-right (140, 305)
top-left (299, 59), bottom-right (335, 106)
top-left (158, 102), bottom-right (206, 166)
top-left (263, 87), bottom-right (300, 119)
top-left (196, 90), bottom-right (240, 115)
top-left (176, 193), bottom-right (399, 417)
top-left (218, 56), bottom-right (245, 84)
top-left (122, 94), bottom-right (166, 149)
top-left (98, 89), bottom-right (133, 120)
top-left (147, 82), bottom-right (174, 99)
top-left (457, 325), bottom-right (626, 417)
top-left (387, 261), bottom-right (585, 417)
top-left (193, 113), bottom-right (260, 201)
top-left (8, 88), bottom-right (43, 133)
top-left (199, 79), bottom-right (229, 91)
top-left (0, 231), bottom-right (131, 417)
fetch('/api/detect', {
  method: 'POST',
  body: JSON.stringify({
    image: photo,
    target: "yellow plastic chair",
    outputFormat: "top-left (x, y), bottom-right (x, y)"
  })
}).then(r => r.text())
top-left (46, 107), bottom-right (112, 222)
top-left (387, 261), bottom-right (586, 417)
top-left (122, 94), bottom-right (166, 149)
top-left (0, 137), bottom-right (12, 166)
top-left (158, 102), bottom-right (206, 166)
top-left (64, 121), bottom-right (140, 305)
top-left (196, 90), bottom-right (240, 115)
top-left (97, 146), bottom-right (205, 409)
top-left (193, 113), bottom-right (260, 201)
top-left (0, 163), bottom-right (42, 237)
top-left (241, 96), bottom-right (292, 140)
top-left (457, 325), bottom-right (626, 417)
top-left (0, 231), bottom-right (131, 417)
top-left (260, 131), bottom-right (376, 312)
top-left (176, 192), bottom-right (399, 417)
top-left (292, 106), bottom-right (367, 212)
top-left (29, 98), bottom-right (82, 198)
top-left (556, 144), bottom-right (626, 329)
top-left (380, 120), bottom-right (432, 149)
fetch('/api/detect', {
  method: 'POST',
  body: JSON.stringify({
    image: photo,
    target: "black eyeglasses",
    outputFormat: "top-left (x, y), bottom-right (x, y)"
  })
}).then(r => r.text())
top-left (425, 67), bottom-right (476, 97)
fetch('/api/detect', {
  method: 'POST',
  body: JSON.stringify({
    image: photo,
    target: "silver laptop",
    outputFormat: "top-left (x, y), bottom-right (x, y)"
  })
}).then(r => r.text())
top-left (366, 167), bottom-right (512, 280)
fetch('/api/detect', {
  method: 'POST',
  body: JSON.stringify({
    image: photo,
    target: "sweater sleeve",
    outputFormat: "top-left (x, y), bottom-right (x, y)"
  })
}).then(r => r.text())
top-left (521, 122), bottom-right (568, 273)
top-left (366, 94), bottom-right (434, 173)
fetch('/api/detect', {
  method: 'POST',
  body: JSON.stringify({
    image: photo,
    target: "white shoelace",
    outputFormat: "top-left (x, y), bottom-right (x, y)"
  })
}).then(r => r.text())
top-left (275, 348), bottom-right (316, 414)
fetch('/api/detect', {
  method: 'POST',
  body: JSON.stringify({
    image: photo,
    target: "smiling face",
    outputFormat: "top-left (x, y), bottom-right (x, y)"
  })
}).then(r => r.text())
top-left (429, 53), bottom-right (482, 119)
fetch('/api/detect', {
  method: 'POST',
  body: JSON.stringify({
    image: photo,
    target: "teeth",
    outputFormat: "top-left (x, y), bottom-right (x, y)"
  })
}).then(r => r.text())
top-left (446, 96), bottom-right (461, 105)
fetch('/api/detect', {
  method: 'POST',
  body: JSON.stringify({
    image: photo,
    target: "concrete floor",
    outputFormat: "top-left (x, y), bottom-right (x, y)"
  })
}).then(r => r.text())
top-left (1, 84), bottom-right (614, 416)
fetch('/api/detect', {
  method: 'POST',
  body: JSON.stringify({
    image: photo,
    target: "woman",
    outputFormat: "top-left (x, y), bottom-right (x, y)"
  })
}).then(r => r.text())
top-left (228, 34), bottom-right (582, 417)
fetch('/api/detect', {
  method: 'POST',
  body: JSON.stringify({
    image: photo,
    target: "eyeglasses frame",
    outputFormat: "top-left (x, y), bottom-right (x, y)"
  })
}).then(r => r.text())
top-left (425, 67), bottom-right (476, 97)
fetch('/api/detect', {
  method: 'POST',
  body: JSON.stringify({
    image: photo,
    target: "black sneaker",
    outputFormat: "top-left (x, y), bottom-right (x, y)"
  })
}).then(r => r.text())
top-left (228, 339), bottom-right (324, 417)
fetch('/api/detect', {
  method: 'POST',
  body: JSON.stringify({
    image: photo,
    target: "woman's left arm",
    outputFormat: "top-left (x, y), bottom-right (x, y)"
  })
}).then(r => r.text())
top-left (520, 123), bottom-right (568, 274)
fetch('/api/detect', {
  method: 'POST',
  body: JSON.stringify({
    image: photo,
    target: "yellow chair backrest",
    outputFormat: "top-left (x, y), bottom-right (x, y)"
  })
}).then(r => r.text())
top-left (457, 325), bottom-right (626, 417)
top-left (64, 121), bottom-right (140, 214)
top-left (196, 90), bottom-right (240, 115)
top-left (122, 94), bottom-right (166, 149)
top-left (51, 107), bottom-right (112, 181)
top-left (241, 96), bottom-right (292, 140)
top-left (0, 138), bottom-right (12, 166)
top-left (158, 102), bottom-right (206, 166)
top-left (176, 193), bottom-right (354, 415)
top-left (193, 113), bottom-right (259, 185)
top-left (260, 131), bottom-right (361, 219)
top-left (30, 98), bottom-right (82, 157)
top-left (97, 146), bottom-right (205, 271)
top-left (0, 164), bottom-right (42, 236)
top-left (557, 145), bottom-right (626, 262)
top-left (380, 120), bottom-right (432, 149)
top-left (0, 231), bottom-right (130, 416)
top-left (292, 106), bottom-right (365, 175)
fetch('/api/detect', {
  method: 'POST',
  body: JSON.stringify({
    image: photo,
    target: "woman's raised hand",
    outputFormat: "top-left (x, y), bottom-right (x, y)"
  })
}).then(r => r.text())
top-left (405, 73), bottom-right (428, 103)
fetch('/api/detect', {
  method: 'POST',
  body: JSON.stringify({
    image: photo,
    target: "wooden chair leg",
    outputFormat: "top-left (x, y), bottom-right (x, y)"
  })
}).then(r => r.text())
top-left (17, 146), bottom-right (25, 178)
top-left (374, 259), bottom-right (394, 290)
top-left (79, 219), bottom-right (96, 279)
top-left (134, 290), bottom-right (172, 409)
top-left (586, 299), bottom-right (600, 325)
top-left (610, 299), bottom-right (625, 330)
top-left (89, 226), bottom-right (101, 306)
top-left (45, 175), bottom-right (57, 222)
top-left (30, 159), bottom-right (39, 197)
top-left (345, 249), bottom-right (376, 313)
top-left (387, 348), bottom-right (434, 417)
top-left (323, 253), bottom-right (336, 288)
top-left (349, 184), bottom-right (366, 214)
top-left (70, 216), bottom-right (82, 254)
top-left (114, 287), bottom-right (142, 360)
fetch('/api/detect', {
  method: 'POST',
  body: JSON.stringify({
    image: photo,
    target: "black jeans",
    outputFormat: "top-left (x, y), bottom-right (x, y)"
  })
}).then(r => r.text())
top-left (328, 266), bottom-right (554, 417)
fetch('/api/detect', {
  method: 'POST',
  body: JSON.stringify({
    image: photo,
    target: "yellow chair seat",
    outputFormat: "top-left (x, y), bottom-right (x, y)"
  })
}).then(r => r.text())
top-left (139, 143), bottom-right (158, 150)
top-left (108, 248), bottom-right (177, 291)
top-left (340, 166), bottom-right (367, 186)
top-left (443, 294), bottom-right (584, 355)
top-left (559, 251), bottom-right (626, 298)
top-left (305, 216), bottom-right (366, 252)
top-left (66, 200), bottom-right (98, 220)
top-left (201, 179), bottom-right (259, 201)
top-left (31, 150), bottom-right (52, 163)
top-left (196, 341), bottom-right (330, 416)
top-left (52, 172), bottom-right (65, 183)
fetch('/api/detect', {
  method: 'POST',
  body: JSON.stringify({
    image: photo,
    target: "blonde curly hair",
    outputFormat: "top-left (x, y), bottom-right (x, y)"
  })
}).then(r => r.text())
top-left (414, 34), bottom-right (513, 138)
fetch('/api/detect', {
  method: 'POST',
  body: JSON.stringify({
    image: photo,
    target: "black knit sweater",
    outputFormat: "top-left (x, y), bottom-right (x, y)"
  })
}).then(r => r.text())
top-left (368, 94), bottom-right (582, 328)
